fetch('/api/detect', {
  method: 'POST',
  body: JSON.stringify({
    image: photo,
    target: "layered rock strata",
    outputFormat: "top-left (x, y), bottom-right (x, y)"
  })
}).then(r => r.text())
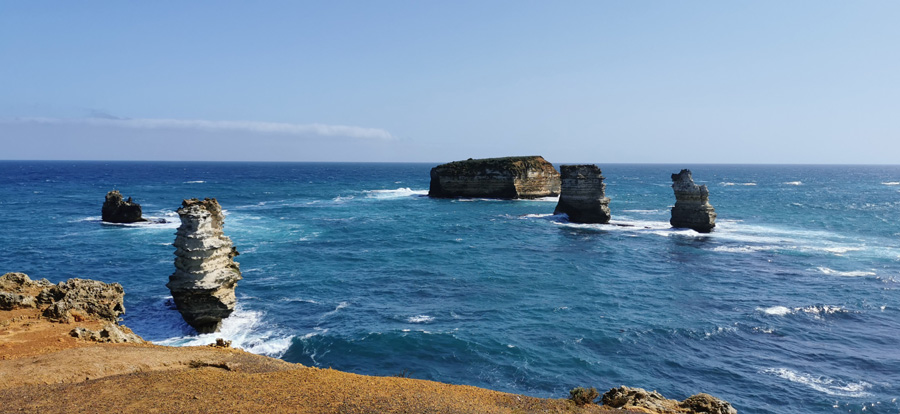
top-left (553, 164), bottom-right (611, 223)
top-left (0, 272), bottom-right (143, 343)
top-left (429, 156), bottom-right (561, 199)
top-left (670, 169), bottom-right (717, 233)
top-left (167, 198), bottom-right (242, 333)
top-left (101, 190), bottom-right (147, 223)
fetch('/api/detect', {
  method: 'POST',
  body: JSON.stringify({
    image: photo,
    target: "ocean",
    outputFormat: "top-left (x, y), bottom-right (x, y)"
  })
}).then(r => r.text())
top-left (1, 161), bottom-right (898, 413)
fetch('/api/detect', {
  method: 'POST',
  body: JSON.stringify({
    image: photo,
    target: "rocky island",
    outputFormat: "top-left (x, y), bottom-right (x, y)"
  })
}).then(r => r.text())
top-left (670, 169), bottom-right (717, 233)
top-left (167, 198), bottom-right (242, 333)
top-left (101, 190), bottom-right (147, 223)
top-left (554, 164), bottom-right (611, 224)
top-left (429, 156), bottom-right (561, 199)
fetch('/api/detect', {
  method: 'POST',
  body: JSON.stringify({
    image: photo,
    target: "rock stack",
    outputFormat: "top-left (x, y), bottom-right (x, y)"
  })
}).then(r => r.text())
top-left (554, 164), bottom-right (611, 223)
top-left (101, 190), bottom-right (147, 223)
top-left (670, 169), bottom-right (716, 233)
top-left (429, 156), bottom-right (561, 199)
top-left (167, 198), bottom-right (242, 333)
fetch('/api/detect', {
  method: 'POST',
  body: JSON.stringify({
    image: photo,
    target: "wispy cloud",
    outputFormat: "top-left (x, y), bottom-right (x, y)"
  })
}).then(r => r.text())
top-left (1, 117), bottom-right (395, 140)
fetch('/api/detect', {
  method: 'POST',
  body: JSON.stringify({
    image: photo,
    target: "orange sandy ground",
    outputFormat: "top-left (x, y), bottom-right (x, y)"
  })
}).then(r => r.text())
top-left (0, 308), bottom-right (639, 414)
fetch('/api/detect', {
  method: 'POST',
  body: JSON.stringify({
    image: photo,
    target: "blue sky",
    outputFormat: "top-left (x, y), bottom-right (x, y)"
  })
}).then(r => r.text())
top-left (1, 1), bottom-right (898, 163)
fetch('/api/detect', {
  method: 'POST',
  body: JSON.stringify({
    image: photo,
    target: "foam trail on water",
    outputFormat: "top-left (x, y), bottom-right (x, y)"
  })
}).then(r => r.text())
top-left (881, 182), bottom-right (900, 186)
top-left (817, 267), bottom-right (876, 277)
top-left (721, 182), bottom-right (757, 186)
top-left (363, 188), bottom-right (428, 199)
top-left (783, 181), bottom-right (803, 186)
top-left (763, 368), bottom-right (872, 397)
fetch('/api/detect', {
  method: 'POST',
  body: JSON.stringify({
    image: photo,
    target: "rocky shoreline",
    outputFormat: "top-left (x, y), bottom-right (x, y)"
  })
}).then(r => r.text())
top-left (1, 271), bottom-right (736, 413)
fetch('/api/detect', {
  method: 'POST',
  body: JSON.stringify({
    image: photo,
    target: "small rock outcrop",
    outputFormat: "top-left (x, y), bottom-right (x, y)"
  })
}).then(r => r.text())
top-left (70, 324), bottom-right (143, 343)
top-left (0, 272), bottom-right (143, 344)
top-left (102, 190), bottom-right (147, 223)
top-left (670, 169), bottom-right (717, 233)
top-left (602, 386), bottom-right (737, 414)
top-left (429, 156), bottom-right (561, 199)
top-left (167, 198), bottom-right (242, 334)
top-left (553, 164), bottom-right (611, 223)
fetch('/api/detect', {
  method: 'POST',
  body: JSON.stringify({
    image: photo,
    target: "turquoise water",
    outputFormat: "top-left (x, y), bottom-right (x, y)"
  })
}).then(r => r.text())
top-left (1, 161), bottom-right (898, 413)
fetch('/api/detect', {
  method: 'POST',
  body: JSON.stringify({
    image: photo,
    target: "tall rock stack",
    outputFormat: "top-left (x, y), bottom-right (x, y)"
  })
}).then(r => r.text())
top-left (101, 190), bottom-right (147, 223)
top-left (670, 169), bottom-right (716, 233)
top-left (167, 198), bottom-right (241, 333)
top-left (554, 164), bottom-right (611, 224)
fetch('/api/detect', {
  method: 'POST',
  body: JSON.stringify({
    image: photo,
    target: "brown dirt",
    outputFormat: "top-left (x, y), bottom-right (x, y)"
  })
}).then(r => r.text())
top-left (0, 307), bottom-right (635, 414)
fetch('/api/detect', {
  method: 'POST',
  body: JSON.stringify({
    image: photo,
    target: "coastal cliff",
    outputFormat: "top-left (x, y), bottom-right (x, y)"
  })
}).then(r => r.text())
top-left (167, 198), bottom-right (242, 333)
top-left (101, 190), bottom-right (147, 223)
top-left (429, 156), bottom-right (561, 199)
top-left (670, 170), bottom-right (717, 233)
top-left (554, 164), bottom-right (611, 224)
top-left (1, 272), bottom-right (736, 413)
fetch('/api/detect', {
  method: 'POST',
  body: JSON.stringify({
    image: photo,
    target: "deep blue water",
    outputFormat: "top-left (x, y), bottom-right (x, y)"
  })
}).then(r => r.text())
top-left (1, 161), bottom-right (898, 413)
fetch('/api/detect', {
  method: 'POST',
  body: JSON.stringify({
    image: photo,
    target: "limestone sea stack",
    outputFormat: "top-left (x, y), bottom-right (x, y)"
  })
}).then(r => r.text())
top-left (670, 169), bottom-right (717, 233)
top-left (553, 164), bottom-right (611, 223)
top-left (167, 198), bottom-right (242, 333)
top-left (101, 190), bottom-right (147, 223)
top-left (429, 156), bottom-right (561, 199)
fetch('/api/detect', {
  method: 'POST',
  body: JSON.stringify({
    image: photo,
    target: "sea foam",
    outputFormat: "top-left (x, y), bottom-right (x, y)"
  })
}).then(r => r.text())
top-left (155, 305), bottom-right (292, 357)
top-left (363, 187), bottom-right (428, 199)
top-left (763, 368), bottom-right (872, 397)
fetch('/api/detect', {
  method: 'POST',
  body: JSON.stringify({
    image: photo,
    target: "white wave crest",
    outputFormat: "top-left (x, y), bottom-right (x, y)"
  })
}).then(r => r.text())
top-left (881, 182), bottom-right (900, 186)
top-left (721, 182), bottom-right (757, 186)
top-left (763, 368), bottom-right (872, 397)
top-left (713, 245), bottom-right (777, 253)
top-left (321, 301), bottom-right (350, 318)
top-left (523, 196), bottom-right (560, 202)
top-left (783, 181), bottom-right (803, 186)
top-left (155, 305), bottom-right (292, 357)
top-left (757, 306), bottom-right (793, 316)
top-left (622, 209), bottom-right (662, 214)
top-left (757, 305), bottom-right (849, 318)
top-left (407, 315), bottom-right (434, 323)
top-left (363, 188), bottom-right (428, 199)
top-left (184, 180), bottom-right (205, 184)
top-left (817, 267), bottom-right (876, 277)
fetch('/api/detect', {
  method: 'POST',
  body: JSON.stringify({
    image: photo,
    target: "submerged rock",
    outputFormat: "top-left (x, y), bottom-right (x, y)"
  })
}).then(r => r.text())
top-left (429, 156), bottom-right (560, 199)
top-left (101, 190), bottom-right (147, 223)
top-left (554, 164), bottom-right (611, 223)
top-left (670, 169), bottom-right (717, 233)
top-left (167, 198), bottom-right (242, 334)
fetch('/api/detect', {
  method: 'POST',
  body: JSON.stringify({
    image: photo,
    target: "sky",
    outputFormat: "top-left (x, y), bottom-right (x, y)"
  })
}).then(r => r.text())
top-left (1, 1), bottom-right (898, 163)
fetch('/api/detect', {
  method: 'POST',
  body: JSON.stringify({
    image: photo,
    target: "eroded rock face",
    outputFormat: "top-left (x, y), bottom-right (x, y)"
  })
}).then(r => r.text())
top-left (102, 190), bottom-right (147, 223)
top-left (554, 164), bottom-right (611, 223)
top-left (41, 279), bottom-right (126, 323)
top-left (602, 386), bottom-right (737, 414)
top-left (0, 272), bottom-right (142, 343)
top-left (167, 198), bottom-right (242, 333)
top-left (429, 156), bottom-right (561, 199)
top-left (670, 169), bottom-right (717, 233)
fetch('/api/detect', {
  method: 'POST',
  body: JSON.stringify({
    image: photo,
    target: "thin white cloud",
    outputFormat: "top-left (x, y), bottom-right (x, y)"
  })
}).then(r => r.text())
top-left (2, 117), bottom-right (395, 140)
